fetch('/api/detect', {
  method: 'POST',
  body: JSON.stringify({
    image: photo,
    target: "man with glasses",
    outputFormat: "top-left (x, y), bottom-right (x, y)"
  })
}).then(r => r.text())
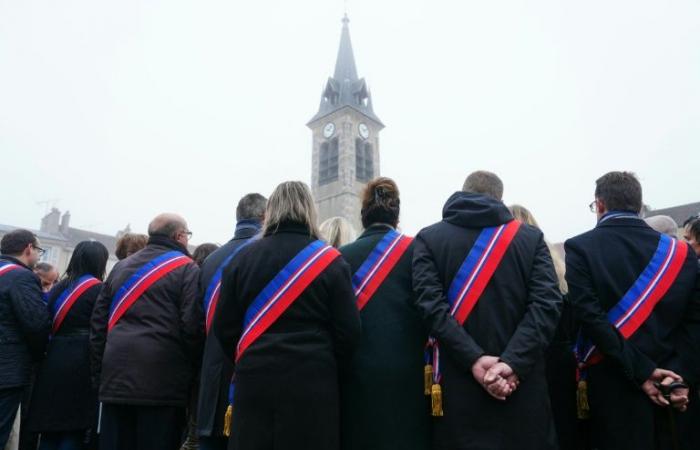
top-left (0, 230), bottom-right (51, 449)
top-left (566, 172), bottom-right (699, 450)
top-left (90, 213), bottom-right (204, 450)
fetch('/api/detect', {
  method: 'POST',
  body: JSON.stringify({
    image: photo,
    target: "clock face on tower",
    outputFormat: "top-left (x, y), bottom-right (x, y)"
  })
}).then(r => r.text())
top-left (323, 122), bottom-right (335, 138)
top-left (358, 123), bottom-right (369, 140)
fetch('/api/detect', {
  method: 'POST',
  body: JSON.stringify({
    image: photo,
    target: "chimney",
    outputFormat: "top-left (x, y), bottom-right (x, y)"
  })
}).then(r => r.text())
top-left (40, 208), bottom-right (61, 234)
top-left (60, 211), bottom-right (71, 235)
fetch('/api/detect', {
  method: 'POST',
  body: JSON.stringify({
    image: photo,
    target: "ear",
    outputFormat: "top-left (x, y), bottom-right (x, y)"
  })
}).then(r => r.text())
top-left (23, 243), bottom-right (33, 258)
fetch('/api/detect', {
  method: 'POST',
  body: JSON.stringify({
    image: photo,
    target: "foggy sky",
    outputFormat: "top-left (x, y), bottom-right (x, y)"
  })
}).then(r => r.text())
top-left (1, 0), bottom-right (698, 245)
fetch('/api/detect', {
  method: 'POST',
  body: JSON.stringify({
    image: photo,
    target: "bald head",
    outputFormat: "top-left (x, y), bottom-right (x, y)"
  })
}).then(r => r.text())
top-left (644, 215), bottom-right (678, 237)
top-left (148, 213), bottom-right (188, 239)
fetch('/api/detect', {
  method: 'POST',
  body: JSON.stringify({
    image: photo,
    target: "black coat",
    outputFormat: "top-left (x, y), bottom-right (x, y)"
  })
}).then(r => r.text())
top-left (412, 192), bottom-right (563, 450)
top-left (565, 216), bottom-right (699, 385)
top-left (196, 221), bottom-right (260, 437)
top-left (90, 236), bottom-right (204, 407)
top-left (26, 278), bottom-right (102, 432)
top-left (565, 216), bottom-right (699, 450)
top-left (211, 221), bottom-right (361, 450)
top-left (0, 256), bottom-right (50, 389)
top-left (339, 224), bottom-right (431, 450)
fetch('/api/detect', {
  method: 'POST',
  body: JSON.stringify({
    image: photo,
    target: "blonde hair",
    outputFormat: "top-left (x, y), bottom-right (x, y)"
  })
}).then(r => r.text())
top-left (320, 217), bottom-right (357, 248)
top-left (508, 204), bottom-right (568, 294)
top-left (263, 181), bottom-right (320, 237)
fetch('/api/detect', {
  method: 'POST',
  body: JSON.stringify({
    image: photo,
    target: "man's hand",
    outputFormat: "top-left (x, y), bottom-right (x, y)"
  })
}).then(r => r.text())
top-left (472, 356), bottom-right (518, 401)
top-left (658, 375), bottom-right (690, 412)
top-left (484, 361), bottom-right (519, 400)
top-left (641, 368), bottom-right (682, 407)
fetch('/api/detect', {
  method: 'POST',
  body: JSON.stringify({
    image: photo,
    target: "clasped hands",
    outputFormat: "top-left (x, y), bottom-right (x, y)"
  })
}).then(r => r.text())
top-left (471, 355), bottom-right (519, 401)
top-left (641, 368), bottom-right (690, 412)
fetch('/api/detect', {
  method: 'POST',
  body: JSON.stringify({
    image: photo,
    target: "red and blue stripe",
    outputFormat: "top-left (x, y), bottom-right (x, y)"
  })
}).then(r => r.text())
top-left (203, 239), bottom-right (256, 334)
top-left (236, 240), bottom-right (339, 361)
top-left (0, 261), bottom-right (21, 276)
top-left (108, 251), bottom-right (191, 332)
top-left (576, 234), bottom-right (688, 366)
top-left (352, 230), bottom-right (413, 311)
top-left (52, 275), bottom-right (101, 334)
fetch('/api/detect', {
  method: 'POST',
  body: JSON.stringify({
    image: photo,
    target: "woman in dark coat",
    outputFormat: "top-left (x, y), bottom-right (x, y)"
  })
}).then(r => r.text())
top-left (211, 181), bottom-right (361, 450)
top-left (26, 241), bottom-right (109, 450)
top-left (338, 177), bottom-right (430, 450)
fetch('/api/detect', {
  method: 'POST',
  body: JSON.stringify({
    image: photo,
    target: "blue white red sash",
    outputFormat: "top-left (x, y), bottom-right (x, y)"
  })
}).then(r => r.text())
top-left (108, 251), bottom-right (192, 332)
top-left (203, 238), bottom-right (256, 334)
top-left (576, 234), bottom-right (688, 366)
top-left (0, 261), bottom-right (21, 277)
top-left (235, 240), bottom-right (339, 361)
top-left (52, 275), bottom-right (101, 334)
top-left (428, 220), bottom-right (521, 384)
top-left (352, 230), bottom-right (413, 311)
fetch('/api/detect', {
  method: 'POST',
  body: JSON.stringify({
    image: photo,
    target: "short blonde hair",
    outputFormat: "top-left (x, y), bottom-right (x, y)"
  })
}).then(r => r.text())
top-left (263, 181), bottom-right (320, 237)
top-left (320, 217), bottom-right (357, 248)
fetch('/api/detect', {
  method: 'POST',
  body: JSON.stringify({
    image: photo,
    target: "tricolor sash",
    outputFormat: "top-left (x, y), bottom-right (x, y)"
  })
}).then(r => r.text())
top-left (575, 234), bottom-right (688, 367)
top-left (0, 261), bottom-right (21, 277)
top-left (235, 240), bottom-right (340, 362)
top-left (52, 275), bottom-right (101, 334)
top-left (352, 230), bottom-right (413, 311)
top-left (108, 251), bottom-right (192, 332)
top-left (425, 220), bottom-right (521, 416)
top-left (203, 238), bottom-right (256, 334)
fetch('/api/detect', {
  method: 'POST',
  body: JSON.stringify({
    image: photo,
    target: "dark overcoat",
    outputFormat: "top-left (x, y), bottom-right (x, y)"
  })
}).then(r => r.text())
top-left (89, 236), bottom-right (204, 407)
top-left (211, 221), bottom-right (361, 450)
top-left (26, 278), bottom-right (101, 432)
top-left (196, 221), bottom-right (259, 438)
top-left (412, 192), bottom-right (563, 450)
top-left (338, 224), bottom-right (431, 450)
top-left (565, 214), bottom-right (699, 450)
top-left (0, 256), bottom-right (50, 389)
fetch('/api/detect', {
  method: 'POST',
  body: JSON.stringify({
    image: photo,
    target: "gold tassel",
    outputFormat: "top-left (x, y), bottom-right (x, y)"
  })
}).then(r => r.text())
top-left (577, 380), bottom-right (590, 420)
top-left (424, 364), bottom-right (433, 395)
top-left (431, 383), bottom-right (444, 417)
top-left (223, 404), bottom-right (233, 437)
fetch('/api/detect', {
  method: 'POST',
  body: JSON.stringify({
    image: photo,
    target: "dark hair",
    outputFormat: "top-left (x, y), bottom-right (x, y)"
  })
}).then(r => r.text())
top-left (462, 171), bottom-right (504, 200)
top-left (115, 233), bottom-right (148, 260)
top-left (361, 177), bottom-right (401, 228)
top-left (35, 262), bottom-right (55, 274)
top-left (236, 193), bottom-right (267, 222)
top-left (594, 171), bottom-right (642, 213)
top-left (65, 241), bottom-right (109, 284)
top-left (685, 217), bottom-right (700, 242)
top-left (683, 214), bottom-right (700, 228)
top-left (1, 229), bottom-right (38, 255)
top-left (192, 243), bottom-right (219, 266)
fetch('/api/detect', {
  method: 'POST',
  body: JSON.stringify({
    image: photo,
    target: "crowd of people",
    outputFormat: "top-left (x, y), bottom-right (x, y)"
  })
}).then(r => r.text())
top-left (0, 170), bottom-right (698, 450)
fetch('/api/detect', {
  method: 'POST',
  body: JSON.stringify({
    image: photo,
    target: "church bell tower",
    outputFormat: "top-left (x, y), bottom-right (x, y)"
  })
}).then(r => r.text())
top-left (308, 15), bottom-right (384, 233)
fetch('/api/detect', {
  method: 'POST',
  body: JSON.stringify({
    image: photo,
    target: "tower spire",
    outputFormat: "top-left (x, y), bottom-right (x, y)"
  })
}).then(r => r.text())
top-left (333, 14), bottom-right (358, 82)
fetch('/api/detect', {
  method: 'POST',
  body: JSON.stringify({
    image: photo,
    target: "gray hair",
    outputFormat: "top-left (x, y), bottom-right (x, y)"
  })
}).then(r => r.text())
top-left (462, 170), bottom-right (504, 200)
top-left (236, 193), bottom-right (267, 222)
top-left (262, 181), bottom-right (320, 237)
top-left (644, 215), bottom-right (678, 237)
top-left (319, 217), bottom-right (357, 248)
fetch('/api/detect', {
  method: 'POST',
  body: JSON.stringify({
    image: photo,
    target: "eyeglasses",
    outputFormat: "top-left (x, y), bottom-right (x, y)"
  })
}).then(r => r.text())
top-left (589, 201), bottom-right (597, 213)
top-left (181, 230), bottom-right (193, 239)
top-left (32, 245), bottom-right (46, 256)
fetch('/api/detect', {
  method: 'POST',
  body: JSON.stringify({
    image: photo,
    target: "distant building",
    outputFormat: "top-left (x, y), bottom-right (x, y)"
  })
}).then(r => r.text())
top-left (308, 15), bottom-right (384, 233)
top-left (0, 208), bottom-right (125, 274)
top-left (645, 201), bottom-right (700, 227)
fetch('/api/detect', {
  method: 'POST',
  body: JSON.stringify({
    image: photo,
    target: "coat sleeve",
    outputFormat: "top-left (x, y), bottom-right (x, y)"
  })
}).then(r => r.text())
top-left (10, 273), bottom-right (50, 358)
top-left (500, 234), bottom-right (563, 379)
top-left (663, 254), bottom-right (700, 385)
top-left (565, 240), bottom-right (656, 386)
top-left (179, 263), bottom-right (205, 365)
top-left (324, 257), bottom-right (361, 359)
top-left (412, 233), bottom-right (484, 372)
top-left (89, 276), bottom-right (113, 388)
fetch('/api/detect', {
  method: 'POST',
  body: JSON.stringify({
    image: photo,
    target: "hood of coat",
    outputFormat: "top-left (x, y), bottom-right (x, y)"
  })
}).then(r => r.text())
top-left (442, 191), bottom-right (514, 229)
